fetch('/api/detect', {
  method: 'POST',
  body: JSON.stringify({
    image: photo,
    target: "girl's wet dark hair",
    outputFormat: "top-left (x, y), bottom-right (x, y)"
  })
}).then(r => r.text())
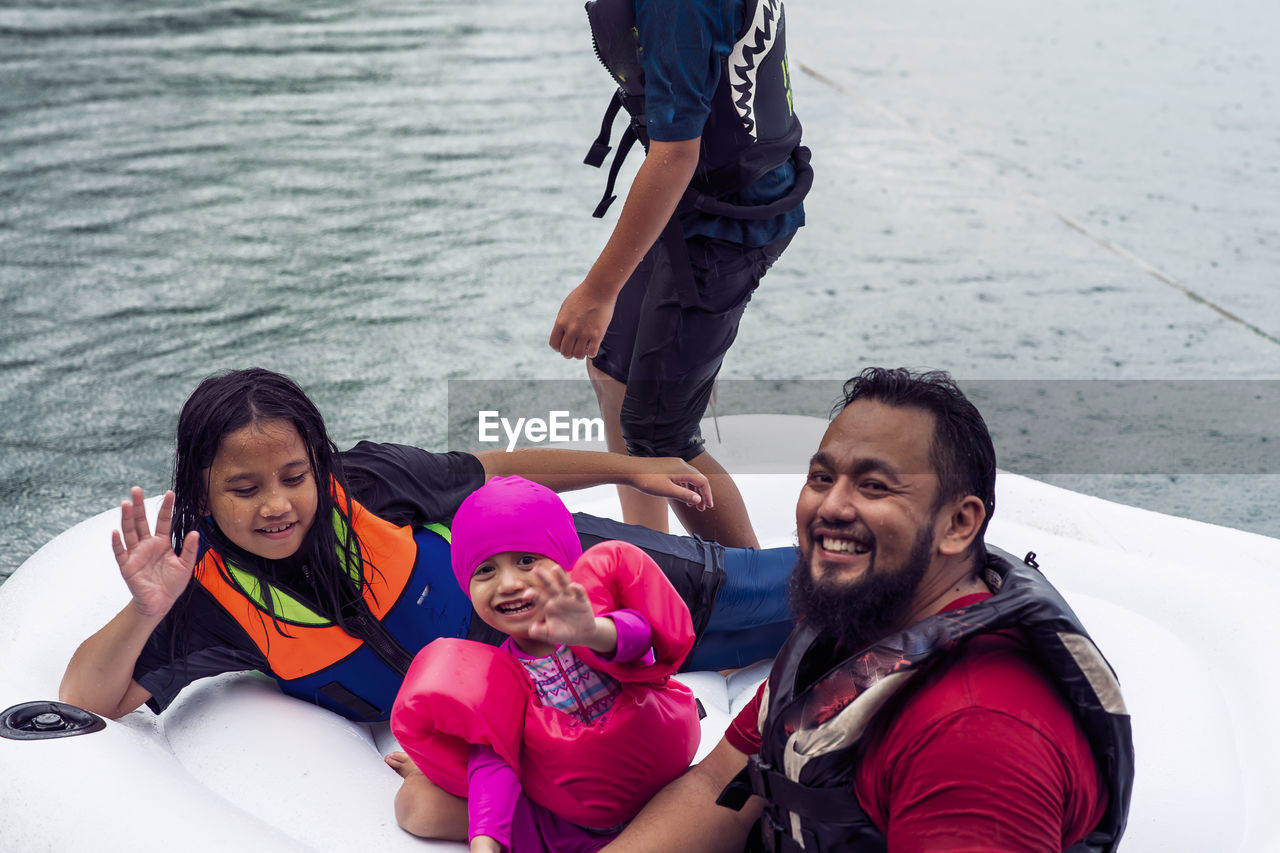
top-left (170, 368), bottom-right (367, 629)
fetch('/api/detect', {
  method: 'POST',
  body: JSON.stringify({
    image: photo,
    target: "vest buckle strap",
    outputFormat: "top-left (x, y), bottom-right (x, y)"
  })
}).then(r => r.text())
top-left (716, 764), bottom-right (755, 811)
top-left (317, 681), bottom-right (382, 721)
top-left (747, 754), bottom-right (774, 798)
top-left (758, 811), bottom-right (810, 852)
top-left (747, 757), bottom-right (857, 816)
top-left (591, 194), bottom-right (618, 218)
top-left (620, 92), bottom-right (646, 118)
top-left (758, 767), bottom-right (861, 817)
top-left (584, 92), bottom-right (626, 167)
top-left (584, 140), bottom-right (612, 169)
top-left (591, 125), bottom-right (640, 219)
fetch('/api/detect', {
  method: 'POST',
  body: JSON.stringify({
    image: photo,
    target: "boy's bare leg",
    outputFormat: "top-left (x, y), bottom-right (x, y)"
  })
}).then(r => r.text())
top-left (587, 363), bottom-right (759, 549)
top-left (588, 362), bottom-right (672, 533)
top-left (674, 449), bottom-right (759, 549)
top-left (385, 751), bottom-right (468, 840)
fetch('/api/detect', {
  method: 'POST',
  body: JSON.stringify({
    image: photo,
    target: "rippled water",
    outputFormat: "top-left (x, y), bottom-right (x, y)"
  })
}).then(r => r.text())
top-left (3, 0), bottom-right (1278, 583)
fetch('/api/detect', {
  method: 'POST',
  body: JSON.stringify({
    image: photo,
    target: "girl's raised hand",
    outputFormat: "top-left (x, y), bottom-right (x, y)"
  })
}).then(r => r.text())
top-left (527, 563), bottom-right (598, 647)
top-left (111, 487), bottom-right (199, 618)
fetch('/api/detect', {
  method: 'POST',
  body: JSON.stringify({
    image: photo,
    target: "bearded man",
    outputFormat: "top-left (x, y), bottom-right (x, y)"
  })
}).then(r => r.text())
top-left (602, 367), bottom-right (1134, 853)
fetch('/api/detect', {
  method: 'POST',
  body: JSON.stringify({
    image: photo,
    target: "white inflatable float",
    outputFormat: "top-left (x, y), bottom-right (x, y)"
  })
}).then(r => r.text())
top-left (2, 415), bottom-right (1278, 852)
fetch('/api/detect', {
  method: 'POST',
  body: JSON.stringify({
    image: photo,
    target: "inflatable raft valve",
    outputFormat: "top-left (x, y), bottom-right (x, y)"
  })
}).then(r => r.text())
top-left (0, 701), bottom-right (106, 740)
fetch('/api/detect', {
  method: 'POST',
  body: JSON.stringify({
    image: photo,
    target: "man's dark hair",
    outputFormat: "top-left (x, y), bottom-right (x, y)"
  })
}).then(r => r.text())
top-left (835, 367), bottom-right (997, 558)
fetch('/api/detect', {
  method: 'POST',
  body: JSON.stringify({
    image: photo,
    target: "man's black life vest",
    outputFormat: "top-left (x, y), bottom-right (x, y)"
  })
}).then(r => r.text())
top-left (718, 547), bottom-right (1134, 853)
top-left (583, 0), bottom-right (813, 225)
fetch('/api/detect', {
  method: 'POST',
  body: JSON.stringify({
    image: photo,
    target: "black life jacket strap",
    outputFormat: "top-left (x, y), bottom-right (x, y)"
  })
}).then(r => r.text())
top-left (687, 145), bottom-right (813, 220)
top-left (719, 764), bottom-right (824, 853)
top-left (586, 87), bottom-right (650, 219)
top-left (1067, 835), bottom-right (1110, 853)
top-left (591, 123), bottom-right (640, 219)
top-left (757, 814), bottom-right (814, 853)
top-left (317, 681), bottom-right (382, 721)
top-left (659, 214), bottom-right (702, 309)
top-left (718, 757), bottom-right (865, 816)
top-left (717, 765), bottom-right (755, 811)
top-left (748, 756), bottom-right (886, 853)
top-left (743, 756), bottom-right (863, 818)
top-left (585, 91), bottom-right (625, 168)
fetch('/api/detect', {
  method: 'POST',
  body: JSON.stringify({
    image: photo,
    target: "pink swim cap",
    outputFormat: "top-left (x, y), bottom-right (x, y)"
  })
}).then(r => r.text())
top-left (448, 475), bottom-right (583, 594)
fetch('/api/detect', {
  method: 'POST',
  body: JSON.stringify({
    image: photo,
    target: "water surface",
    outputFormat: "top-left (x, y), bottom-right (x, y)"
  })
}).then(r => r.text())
top-left (3, 0), bottom-right (1277, 583)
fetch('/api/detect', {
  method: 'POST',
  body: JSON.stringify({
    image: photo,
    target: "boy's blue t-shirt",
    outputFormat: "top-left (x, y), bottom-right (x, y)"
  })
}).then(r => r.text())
top-left (635, 0), bottom-right (805, 247)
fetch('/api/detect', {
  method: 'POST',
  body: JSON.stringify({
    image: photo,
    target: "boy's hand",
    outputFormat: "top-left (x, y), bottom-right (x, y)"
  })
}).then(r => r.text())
top-left (549, 283), bottom-right (617, 360)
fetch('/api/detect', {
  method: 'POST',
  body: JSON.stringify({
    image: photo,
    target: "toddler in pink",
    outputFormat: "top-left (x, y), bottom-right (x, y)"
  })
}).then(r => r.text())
top-left (389, 476), bottom-right (701, 853)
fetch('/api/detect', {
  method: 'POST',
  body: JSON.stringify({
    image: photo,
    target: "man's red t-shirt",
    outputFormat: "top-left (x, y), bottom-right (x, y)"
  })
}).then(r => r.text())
top-left (724, 594), bottom-right (1107, 852)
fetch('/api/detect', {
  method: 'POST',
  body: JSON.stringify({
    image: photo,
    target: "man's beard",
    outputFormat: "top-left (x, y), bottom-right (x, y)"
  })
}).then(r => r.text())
top-left (789, 522), bottom-right (934, 653)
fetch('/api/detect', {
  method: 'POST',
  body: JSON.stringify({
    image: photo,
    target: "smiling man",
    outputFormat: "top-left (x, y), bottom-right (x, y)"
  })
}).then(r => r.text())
top-left (603, 367), bottom-right (1134, 853)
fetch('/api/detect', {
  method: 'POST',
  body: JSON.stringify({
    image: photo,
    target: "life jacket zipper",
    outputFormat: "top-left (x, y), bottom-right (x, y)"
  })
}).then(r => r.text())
top-left (552, 647), bottom-right (593, 724)
top-left (344, 607), bottom-right (414, 675)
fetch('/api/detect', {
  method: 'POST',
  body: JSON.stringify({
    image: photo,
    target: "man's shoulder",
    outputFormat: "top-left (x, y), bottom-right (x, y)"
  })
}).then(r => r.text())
top-left (858, 630), bottom-right (1107, 849)
top-left (860, 632), bottom-right (1091, 784)
top-left (906, 629), bottom-right (1080, 731)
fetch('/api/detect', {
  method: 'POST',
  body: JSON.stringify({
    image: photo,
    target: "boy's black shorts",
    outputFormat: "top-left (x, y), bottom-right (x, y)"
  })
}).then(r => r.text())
top-left (591, 231), bottom-right (794, 461)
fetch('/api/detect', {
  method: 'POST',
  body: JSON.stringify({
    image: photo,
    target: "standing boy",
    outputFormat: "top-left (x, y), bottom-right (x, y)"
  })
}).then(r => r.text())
top-left (549, 0), bottom-right (812, 548)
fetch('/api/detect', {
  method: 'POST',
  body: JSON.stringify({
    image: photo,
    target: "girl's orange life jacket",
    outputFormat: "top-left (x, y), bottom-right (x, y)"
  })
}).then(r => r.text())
top-left (192, 481), bottom-right (469, 721)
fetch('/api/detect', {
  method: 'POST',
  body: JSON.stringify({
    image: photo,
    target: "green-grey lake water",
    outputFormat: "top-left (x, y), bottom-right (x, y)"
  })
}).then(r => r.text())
top-left (3, 0), bottom-right (1278, 584)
